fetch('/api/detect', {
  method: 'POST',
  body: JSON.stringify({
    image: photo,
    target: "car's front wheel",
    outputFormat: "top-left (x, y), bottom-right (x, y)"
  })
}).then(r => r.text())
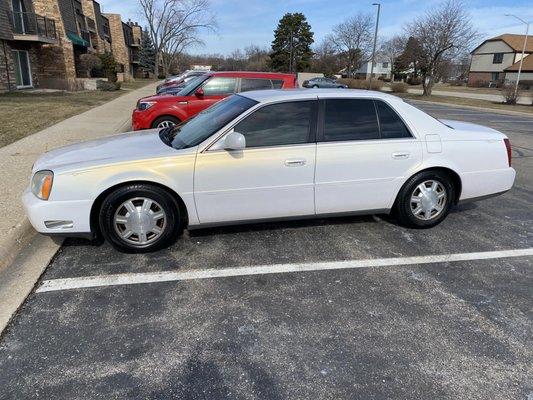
top-left (395, 171), bottom-right (455, 228)
top-left (152, 116), bottom-right (180, 129)
top-left (99, 184), bottom-right (181, 252)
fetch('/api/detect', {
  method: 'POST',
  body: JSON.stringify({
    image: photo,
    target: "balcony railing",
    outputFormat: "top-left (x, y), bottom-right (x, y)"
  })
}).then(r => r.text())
top-left (80, 30), bottom-right (91, 45)
top-left (86, 17), bottom-right (96, 32)
top-left (8, 11), bottom-right (57, 41)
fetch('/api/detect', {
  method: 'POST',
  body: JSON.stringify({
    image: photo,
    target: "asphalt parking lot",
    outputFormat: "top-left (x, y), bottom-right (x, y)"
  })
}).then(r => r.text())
top-left (1, 102), bottom-right (532, 400)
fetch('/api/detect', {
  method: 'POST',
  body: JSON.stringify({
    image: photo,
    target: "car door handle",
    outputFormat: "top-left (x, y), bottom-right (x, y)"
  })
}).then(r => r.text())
top-left (285, 159), bottom-right (306, 167)
top-left (392, 152), bottom-right (410, 160)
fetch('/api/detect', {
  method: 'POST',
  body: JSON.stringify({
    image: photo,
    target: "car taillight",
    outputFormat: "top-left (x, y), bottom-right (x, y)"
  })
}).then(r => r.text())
top-left (504, 138), bottom-right (512, 167)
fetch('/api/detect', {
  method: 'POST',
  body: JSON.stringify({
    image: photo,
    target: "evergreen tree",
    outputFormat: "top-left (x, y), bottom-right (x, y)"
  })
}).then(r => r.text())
top-left (139, 29), bottom-right (157, 74)
top-left (269, 13), bottom-right (314, 73)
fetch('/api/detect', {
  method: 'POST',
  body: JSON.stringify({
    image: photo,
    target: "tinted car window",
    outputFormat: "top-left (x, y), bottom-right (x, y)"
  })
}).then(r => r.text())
top-left (323, 99), bottom-right (379, 141)
top-left (240, 78), bottom-right (273, 92)
top-left (375, 101), bottom-right (412, 139)
top-left (271, 79), bottom-right (284, 89)
top-left (202, 77), bottom-right (237, 95)
top-left (235, 101), bottom-right (314, 148)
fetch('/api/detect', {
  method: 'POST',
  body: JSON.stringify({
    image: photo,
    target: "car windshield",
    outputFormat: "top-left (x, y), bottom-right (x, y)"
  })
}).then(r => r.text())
top-left (176, 75), bottom-right (210, 96)
top-left (159, 95), bottom-right (258, 150)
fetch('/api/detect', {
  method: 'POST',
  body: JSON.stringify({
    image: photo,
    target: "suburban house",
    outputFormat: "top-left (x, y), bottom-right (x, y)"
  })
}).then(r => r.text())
top-left (355, 59), bottom-right (392, 80)
top-left (0, 0), bottom-right (140, 91)
top-left (339, 59), bottom-right (392, 80)
top-left (468, 34), bottom-right (533, 86)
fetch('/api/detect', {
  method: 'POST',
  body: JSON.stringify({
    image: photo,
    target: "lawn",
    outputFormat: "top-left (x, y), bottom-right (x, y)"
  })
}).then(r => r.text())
top-left (0, 79), bottom-right (156, 148)
top-left (394, 92), bottom-right (533, 114)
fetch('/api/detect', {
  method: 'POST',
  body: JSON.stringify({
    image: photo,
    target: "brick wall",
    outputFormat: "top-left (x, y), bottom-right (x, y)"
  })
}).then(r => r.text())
top-left (0, 41), bottom-right (15, 91)
top-left (32, 0), bottom-right (78, 90)
top-left (104, 13), bottom-right (131, 80)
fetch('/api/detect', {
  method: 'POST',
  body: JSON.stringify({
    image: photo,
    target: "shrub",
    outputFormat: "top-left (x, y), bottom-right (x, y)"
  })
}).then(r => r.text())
top-left (337, 78), bottom-right (384, 91)
top-left (518, 80), bottom-right (533, 90)
top-left (390, 82), bottom-right (409, 93)
top-left (448, 79), bottom-right (465, 86)
top-left (98, 52), bottom-right (118, 83)
top-left (97, 80), bottom-right (121, 91)
top-left (407, 76), bottom-right (422, 85)
top-left (501, 85), bottom-right (520, 105)
top-left (79, 54), bottom-right (102, 78)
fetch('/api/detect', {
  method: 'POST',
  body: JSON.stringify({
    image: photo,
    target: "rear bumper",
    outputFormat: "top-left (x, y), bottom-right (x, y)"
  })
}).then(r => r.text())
top-left (459, 167), bottom-right (516, 201)
top-left (22, 188), bottom-right (93, 237)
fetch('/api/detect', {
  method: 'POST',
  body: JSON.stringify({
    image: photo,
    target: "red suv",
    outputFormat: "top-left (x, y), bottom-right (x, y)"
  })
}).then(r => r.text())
top-left (132, 71), bottom-right (297, 130)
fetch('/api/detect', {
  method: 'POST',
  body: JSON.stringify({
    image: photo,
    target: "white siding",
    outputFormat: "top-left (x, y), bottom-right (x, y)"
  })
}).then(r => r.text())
top-left (470, 40), bottom-right (516, 73)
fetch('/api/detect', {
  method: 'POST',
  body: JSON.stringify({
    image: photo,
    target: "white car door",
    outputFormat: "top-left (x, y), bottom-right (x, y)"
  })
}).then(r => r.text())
top-left (194, 100), bottom-right (318, 224)
top-left (315, 98), bottom-right (423, 214)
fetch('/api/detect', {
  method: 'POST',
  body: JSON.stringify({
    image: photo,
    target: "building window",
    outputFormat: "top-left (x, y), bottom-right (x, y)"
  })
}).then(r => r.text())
top-left (12, 50), bottom-right (32, 88)
top-left (493, 53), bottom-right (503, 64)
top-left (491, 72), bottom-right (500, 81)
top-left (382, 62), bottom-right (389, 68)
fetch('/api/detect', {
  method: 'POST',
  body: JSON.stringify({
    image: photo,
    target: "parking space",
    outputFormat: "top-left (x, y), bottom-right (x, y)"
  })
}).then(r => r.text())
top-left (0, 102), bottom-right (532, 399)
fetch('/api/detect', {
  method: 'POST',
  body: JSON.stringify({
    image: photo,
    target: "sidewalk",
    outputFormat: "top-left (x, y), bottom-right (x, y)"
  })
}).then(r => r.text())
top-left (407, 88), bottom-right (532, 105)
top-left (0, 81), bottom-right (158, 269)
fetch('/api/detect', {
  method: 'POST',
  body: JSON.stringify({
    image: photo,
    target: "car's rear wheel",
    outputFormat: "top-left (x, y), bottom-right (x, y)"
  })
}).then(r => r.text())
top-left (152, 116), bottom-right (180, 129)
top-left (395, 171), bottom-right (455, 228)
top-left (99, 184), bottom-right (181, 253)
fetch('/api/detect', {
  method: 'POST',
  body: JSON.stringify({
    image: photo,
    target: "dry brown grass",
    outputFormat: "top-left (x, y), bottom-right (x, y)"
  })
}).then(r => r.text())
top-left (394, 92), bottom-right (533, 114)
top-left (0, 80), bottom-right (155, 148)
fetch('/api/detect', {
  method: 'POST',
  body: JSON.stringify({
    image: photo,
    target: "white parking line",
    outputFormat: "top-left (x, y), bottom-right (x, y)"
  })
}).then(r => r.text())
top-left (36, 248), bottom-right (533, 293)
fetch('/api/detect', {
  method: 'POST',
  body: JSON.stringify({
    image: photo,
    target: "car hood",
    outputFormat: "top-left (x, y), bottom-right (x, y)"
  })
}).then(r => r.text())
top-left (140, 94), bottom-right (189, 102)
top-left (33, 129), bottom-right (179, 173)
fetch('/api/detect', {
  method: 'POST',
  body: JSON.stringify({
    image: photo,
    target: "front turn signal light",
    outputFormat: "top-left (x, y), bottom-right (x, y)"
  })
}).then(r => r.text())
top-left (31, 170), bottom-right (54, 200)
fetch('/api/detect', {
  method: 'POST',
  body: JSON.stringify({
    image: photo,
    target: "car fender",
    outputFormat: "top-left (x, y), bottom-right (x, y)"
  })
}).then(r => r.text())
top-left (149, 103), bottom-right (189, 126)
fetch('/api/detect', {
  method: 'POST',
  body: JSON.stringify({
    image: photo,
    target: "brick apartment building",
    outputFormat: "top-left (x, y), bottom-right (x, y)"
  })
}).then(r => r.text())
top-left (0, 0), bottom-right (140, 91)
top-left (103, 14), bottom-right (143, 81)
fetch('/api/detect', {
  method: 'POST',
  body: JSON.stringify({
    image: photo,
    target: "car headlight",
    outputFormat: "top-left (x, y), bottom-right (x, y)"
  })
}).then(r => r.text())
top-left (138, 101), bottom-right (156, 111)
top-left (31, 170), bottom-right (54, 200)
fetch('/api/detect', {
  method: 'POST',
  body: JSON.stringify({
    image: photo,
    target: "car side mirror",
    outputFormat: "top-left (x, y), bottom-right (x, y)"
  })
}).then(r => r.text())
top-left (195, 88), bottom-right (204, 97)
top-left (224, 131), bottom-right (246, 151)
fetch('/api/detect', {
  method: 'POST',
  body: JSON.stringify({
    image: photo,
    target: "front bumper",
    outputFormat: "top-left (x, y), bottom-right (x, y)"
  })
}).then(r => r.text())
top-left (131, 109), bottom-right (152, 131)
top-left (22, 188), bottom-right (93, 237)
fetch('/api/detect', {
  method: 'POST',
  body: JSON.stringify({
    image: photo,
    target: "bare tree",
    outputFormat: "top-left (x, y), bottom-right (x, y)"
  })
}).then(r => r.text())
top-left (380, 35), bottom-right (405, 82)
top-left (312, 37), bottom-right (342, 76)
top-left (329, 13), bottom-right (373, 78)
top-left (405, 0), bottom-right (478, 95)
top-left (139, 0), bottom-right (216, 76)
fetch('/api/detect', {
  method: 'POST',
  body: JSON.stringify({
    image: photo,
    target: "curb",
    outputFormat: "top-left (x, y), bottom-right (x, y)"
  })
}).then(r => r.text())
top-left (0, 218), bottom-right (35, 272)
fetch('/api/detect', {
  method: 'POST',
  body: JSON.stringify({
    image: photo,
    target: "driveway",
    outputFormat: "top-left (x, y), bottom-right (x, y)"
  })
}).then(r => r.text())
top-left (0, 101), bottom-right (532, 400)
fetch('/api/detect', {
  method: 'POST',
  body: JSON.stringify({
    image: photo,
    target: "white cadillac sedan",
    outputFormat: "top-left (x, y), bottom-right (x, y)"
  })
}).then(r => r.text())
top-left (23, 89), bottom-right (516, 252)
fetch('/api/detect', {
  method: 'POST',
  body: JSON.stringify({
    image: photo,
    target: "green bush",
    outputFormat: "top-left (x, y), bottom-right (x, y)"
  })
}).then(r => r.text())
top-left (98, 52), bottom-right (118, 83)
top-left (390, 82), bottom-right (409, 93)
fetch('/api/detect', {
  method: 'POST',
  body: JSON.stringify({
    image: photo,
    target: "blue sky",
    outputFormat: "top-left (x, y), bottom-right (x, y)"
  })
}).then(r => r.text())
top-left (98, 0), bottom-right (533, 55)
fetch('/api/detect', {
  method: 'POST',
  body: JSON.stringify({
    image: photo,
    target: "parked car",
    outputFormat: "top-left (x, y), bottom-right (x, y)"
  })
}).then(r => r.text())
top-left (156, 70), bottom-right (208, 93)
top-left (303, 77), bottom-right (347, 88)
top-left (24, 89), bottom-right (515, 253)
top-left (133, 71), bottom-right (298, 130)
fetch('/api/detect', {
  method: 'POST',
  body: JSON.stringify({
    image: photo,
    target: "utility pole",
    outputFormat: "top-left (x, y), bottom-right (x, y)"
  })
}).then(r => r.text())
top-left (289, 30), bottom-right (294, 74)
top-left (505, 14), bottom-right (530, 100)
top-left (369, 3), bottom-right (381, 90)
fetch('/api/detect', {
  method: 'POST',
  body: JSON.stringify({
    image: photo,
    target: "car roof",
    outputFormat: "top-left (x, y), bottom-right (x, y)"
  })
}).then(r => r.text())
top-left (207, 71), bottom-right (295, 79)
top-left (239, 88), bottom-right (399, 103)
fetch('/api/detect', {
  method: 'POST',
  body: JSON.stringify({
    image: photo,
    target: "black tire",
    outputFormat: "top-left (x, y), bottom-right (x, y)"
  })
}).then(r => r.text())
top-left (99, 183), bottom-right (181, 253)
top-left (395, 170), bottom-right (455, 229)
top-left (151, 115), bottom-right (180, 129)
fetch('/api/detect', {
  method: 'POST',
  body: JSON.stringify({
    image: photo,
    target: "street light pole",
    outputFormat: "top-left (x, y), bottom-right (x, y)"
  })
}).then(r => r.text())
top-left (505, 14), bottom-right (530, 99)
top-left (369, 2), bottom-right (381, 90)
